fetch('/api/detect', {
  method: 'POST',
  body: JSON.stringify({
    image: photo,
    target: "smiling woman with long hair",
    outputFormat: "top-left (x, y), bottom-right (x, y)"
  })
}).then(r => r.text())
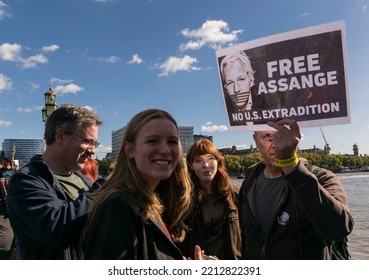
top-left (80, 109), bottom-right (193, 260)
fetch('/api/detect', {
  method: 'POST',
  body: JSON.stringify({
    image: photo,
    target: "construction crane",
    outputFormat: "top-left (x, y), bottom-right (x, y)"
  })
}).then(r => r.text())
top-left (320, 127), bottom-right (331, 155)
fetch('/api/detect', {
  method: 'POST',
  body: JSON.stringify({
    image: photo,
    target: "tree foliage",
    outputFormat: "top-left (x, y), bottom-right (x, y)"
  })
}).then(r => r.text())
top-left (96, 153), bottom-right (369, 178)
top-left (222, 152), bottom-right (369, 174)
top-left (96, 159), bottom-right (114, 177)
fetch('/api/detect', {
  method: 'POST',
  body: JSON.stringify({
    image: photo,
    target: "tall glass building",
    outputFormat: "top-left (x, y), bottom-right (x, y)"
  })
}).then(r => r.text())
top-left (1, 139), bottom-right (46, 167)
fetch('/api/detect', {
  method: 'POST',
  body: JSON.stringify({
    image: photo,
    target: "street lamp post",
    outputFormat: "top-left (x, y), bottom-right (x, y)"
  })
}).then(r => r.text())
top-left (42, 84), bottom-right (58, 123)
top-left (11, 143), bottom-right (16, 171)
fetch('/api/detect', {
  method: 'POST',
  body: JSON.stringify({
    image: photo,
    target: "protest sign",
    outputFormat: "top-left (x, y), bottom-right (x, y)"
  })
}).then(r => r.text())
top-left (216, 21), bottom-right (350, 131)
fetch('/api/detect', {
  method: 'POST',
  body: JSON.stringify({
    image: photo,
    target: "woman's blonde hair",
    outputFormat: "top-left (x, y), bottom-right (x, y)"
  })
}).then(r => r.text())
top-left (85, 109), bottom-right (192, 242)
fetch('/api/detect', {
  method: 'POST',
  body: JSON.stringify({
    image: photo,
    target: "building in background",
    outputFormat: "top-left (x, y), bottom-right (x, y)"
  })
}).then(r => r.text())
top-left (110, 125), bottom-right (194, 160)
top-left (111, 126), bottom-right (125, 160)
top-left (193, 134), bottom-right (213, 143)
top-left (353, 144), bottom-right (359, 156)
top-left (178, 126), bottom-right (194, 156)
top-left (1, 139), bottom-right (45, 167)
top-left (219, 144), bottom-right (258, 156)
top-left (299, 145), bottom-right (327, 155)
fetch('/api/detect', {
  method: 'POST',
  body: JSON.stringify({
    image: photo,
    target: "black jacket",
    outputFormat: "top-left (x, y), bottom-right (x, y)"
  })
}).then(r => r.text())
top-left (7, 155), bottom-right (93, 259)
top-left (178, 193), bottom-right (242, 260)
top-left (81, 192), bottom-right (183, 260)
top-left (239, 159), bottom-right (354, 259)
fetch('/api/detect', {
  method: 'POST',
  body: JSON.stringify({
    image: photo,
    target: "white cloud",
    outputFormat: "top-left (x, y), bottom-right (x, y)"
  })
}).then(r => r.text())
top-left (17, 107), bottom-right (33, 113)
top-left (50, 78), bottom-right (73, 84)
top-left (28, 81), bottom-right (40, 91)
top-left (0, 0), bottom-right (11, 20)
top-left (127, 54), bottom-right (144, 64)
top-left (96, 144), bottom-right (112, 154)
top-left (19, 54), bottom-right (48, 69)
top-left (97, 56), bottom-right (119, 63)
top-left (82, 105), bottom-right (94, 111)
top-left (158, 55), bottom-right (200, 76)
top-left (234, 144), bottom-right (249, 150)
top-left (95, 143), bottom-right (112, 160)
top-left (42, 45), bottom-right (60, 52)
top-left (54, 83), bottom-right (84, 96)
top-left (201, 122), bottom-right (228, 132)
top-left (296, 13), bottom-right (310, 18)
top-left (180, 20), bottom-right (243, 51)
top-left (0, 120), bottom-right (12, 127)
top-left (363, 5), bottom-right (368, 12)
top-left (16, 106), bottom-right (44, 113)
top-left (0, 43), bottom-right (54, 69)
top-left (0, 73), bottom-right (12, 92)
top-left (0, 43), bottom-right (21, 61)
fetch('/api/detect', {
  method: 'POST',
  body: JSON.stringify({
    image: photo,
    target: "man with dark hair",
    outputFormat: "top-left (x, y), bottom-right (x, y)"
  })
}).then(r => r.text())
top-left (7, 104), bottom-right (103, 259)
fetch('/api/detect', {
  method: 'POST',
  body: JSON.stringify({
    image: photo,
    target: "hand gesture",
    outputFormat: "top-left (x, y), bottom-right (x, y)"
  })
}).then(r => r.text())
top-left (267, 119), bottom-right (301, 160)
top-left (183, 245), bottom-right (218, 260)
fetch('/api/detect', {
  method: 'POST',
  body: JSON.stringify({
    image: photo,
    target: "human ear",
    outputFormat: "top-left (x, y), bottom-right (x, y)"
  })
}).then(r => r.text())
top-left (124, 141), bottom-right (134, 159)
top-left (55, 128), bottom-right (66, 144)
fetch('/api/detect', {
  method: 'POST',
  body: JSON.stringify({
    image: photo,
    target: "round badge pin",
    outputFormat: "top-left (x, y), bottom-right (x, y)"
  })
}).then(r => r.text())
top-left (277, 211), bottom-right (290, 226)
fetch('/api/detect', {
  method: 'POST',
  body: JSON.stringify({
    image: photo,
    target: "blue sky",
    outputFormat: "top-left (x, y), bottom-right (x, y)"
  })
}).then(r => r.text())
top-left (1, 0), bottom-right (369, 159)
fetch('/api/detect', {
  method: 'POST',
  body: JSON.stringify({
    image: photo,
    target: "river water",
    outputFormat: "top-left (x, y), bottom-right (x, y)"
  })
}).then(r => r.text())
top-left (231, 172), bottom-right (369, 260)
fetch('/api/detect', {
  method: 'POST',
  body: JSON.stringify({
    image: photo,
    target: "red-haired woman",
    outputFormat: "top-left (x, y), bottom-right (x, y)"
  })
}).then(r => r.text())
top-left (179, 139), bottom-right (241, 259)
top-left (80, 157), bottom-right (99, 183)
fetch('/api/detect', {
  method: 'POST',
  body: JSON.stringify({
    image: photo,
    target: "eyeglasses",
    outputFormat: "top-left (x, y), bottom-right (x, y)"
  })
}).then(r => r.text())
top-left (72, 133), bottom-right (100, 149)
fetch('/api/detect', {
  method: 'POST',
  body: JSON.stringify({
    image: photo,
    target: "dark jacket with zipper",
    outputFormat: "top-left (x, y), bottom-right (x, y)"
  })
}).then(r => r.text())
top-left (178, 192), bottom-right (242, 260)
top-left (239, 159), bottom-right (354, 260)
top-left (81, 191), bottom-right (183, 260)
top-left (7, 155), bottom-right (93, 260)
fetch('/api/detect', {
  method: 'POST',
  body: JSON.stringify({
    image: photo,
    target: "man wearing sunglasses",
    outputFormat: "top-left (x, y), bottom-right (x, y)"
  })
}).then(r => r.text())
top-left (7, 104), bottom-right (103, 259)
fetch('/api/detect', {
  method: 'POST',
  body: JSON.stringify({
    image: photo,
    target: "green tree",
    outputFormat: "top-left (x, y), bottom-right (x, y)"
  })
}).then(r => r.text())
top-left (298, 152), bottom-right (323, 166)
top-left (324, 154), bottom-right (342, 169)
top-left (224, 155), bottom-right (242, 174)
top-left (361, 156), bottom-right (369, 166)
top-left (240, 153), bottom-right (263, 169)
top-left (96, 159), bottom-right (114, 177)
top-left (222, 150), bottom-right (369, 173)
